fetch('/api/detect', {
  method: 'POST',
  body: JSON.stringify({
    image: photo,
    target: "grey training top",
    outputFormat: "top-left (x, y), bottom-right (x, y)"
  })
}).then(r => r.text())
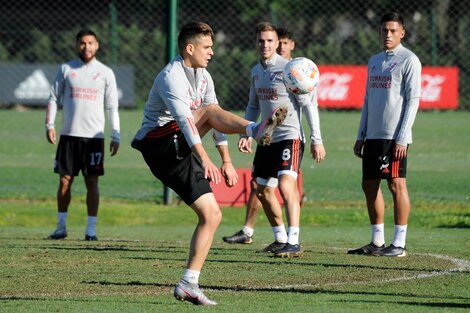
top-left (357, 44), bottom-right (421, 145)
top-left (133, 55), bottom-right (227, 147)
top-left (46, 58), bottom-right (120, 142)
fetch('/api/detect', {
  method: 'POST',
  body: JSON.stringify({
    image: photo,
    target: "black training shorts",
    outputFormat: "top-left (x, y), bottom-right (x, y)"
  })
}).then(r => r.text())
top-left (132, 121), bottom-right (212, 205)
top-left (253, 138), bottom-right (304, 180)
top-left (54, 135), bottom-right (105, 176)
top-left (362, 139), bottom-right (408, 180)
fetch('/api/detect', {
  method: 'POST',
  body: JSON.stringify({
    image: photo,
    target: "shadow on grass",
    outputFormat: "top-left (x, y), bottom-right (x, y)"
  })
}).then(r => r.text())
top-left (35, 244), bottom-right (188, 254)
top-left (126, 254), bottom-right (447, 273)
top-left (437, 222), bottom-right (470, 229)
top-left (83, 280), bottom-right (470, 304)
top-left (435, 212), bottom-right (470, 228)
top-left (0, 295), bottom-right (165, 305)
top-left (25, 243), bottom-right (453, 273)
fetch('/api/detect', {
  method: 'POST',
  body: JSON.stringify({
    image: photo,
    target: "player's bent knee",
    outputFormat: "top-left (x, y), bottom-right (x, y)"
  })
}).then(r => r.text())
top-left (200, 209), bottom-right (222, 228)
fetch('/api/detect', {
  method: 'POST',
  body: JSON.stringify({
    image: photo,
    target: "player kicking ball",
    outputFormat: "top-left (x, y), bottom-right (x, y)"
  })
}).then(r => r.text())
top-left (131, 22), bottom-right (287, 305)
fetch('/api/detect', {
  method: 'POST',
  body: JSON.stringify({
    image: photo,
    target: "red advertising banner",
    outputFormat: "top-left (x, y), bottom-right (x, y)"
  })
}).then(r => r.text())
top-left (420, 67), bottom-right (459, 109)
top-left (317, 65), bottom-right (367, 109)
top-left (210, 169), bottom-right (304, 207)
top-left (317, 65), bottom-right (459, 110)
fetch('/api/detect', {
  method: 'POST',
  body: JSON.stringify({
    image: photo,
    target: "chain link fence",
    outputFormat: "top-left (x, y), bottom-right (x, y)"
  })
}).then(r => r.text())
top-left (1, 0), bottom-right (469, 110)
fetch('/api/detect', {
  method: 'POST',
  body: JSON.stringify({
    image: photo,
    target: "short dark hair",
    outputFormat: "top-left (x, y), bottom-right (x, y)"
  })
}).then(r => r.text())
top-left (76, 29), bottom-right (98, 43)
top-left (178, 22), bottom-right (214, 53)
top-left (277, 27), bottom-right (294, 41)
top-left (380, 12), bottom-right (404, 28)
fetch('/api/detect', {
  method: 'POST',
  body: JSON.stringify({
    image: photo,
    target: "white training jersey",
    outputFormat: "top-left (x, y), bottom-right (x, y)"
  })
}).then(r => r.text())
top-left (357, 44), bottom-right (421, 145)
top-left (245, 53), bottom-right (322, 144)
top-left (45, 58), bottom-right (120, 142)
top-left (133, 55), bottom-right (227, 147)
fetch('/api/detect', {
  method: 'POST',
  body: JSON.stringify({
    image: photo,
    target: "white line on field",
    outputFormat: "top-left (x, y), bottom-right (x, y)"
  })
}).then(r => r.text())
top-left (241, 251), bottom-right (470, 291)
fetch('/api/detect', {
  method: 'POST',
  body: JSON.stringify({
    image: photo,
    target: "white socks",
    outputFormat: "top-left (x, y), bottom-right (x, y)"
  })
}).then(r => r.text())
top-left (242, 226), bottom-right (254, 237)
top-left (86, 216), bottom-right (97, 237)
top-left (57, 212), bottom-right (67, 229)
top-left (273, 225), bottom-right (288, 243)
top-left (371, 223), bottom-right (385, 247)
top-left (57, 213), bottom-right (100, 237)
top-left (392, 224), bottom-right (407, 248)
top-left (371, 223), bottom-right (407, 248)
top-left (182, 269), bottom-right (200, 285)
top-left (287, 227), bottom-right (300, 245)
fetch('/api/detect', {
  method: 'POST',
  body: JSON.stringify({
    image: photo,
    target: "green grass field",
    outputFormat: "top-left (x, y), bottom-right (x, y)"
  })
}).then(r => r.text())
top-left (0, 108), bottom-right (469, 312)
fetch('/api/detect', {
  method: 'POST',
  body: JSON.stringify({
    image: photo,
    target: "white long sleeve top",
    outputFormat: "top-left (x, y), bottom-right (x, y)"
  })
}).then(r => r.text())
top-left (45, 58), bottom-right (120, 142)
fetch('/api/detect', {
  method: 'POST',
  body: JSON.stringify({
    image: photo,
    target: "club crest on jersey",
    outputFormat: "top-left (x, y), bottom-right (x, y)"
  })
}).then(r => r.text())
top-left (92, 73), bottom-right (101, 81)
top-left (270, 71), bottom-right (283, 83)
top-left (388, 63), bottom-right (397, 72)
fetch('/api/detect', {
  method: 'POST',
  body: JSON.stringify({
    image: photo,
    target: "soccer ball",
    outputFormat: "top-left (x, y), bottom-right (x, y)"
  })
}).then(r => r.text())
top-left (282, 57), bottom-right (320, 95)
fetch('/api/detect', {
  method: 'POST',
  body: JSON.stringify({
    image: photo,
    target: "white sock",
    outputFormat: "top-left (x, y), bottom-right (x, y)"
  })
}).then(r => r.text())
top-left (246, 122), bottom-right (256, 137)
top-left (392, 224), bottom-right (407, 248)
top-left (182, 269), bottom-right (200, 285)
top-left (287, 227), bottom-right (300, 245)
top-left (371, 223), bottom-right (385, 247)
top-left (273, 225), bottom-right (287, 243)
top-left (242, 226), bottom-right (254, 237)
top-left (86, 216), bottom-right (97, 236)
top-left (57, 212), bottom-right (67, 229)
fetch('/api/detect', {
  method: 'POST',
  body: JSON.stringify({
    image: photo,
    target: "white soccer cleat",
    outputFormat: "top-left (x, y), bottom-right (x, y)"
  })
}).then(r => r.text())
top-left (174, 279), bottom-right (217, 306)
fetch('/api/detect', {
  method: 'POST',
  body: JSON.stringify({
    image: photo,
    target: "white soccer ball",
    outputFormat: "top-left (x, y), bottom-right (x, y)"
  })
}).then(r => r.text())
top-left (282, 57), bottom-right (320, 95)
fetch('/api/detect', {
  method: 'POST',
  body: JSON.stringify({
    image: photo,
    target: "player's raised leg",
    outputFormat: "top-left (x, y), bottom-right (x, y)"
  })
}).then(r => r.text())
top-left (193, 103), bottom-right (288, 146)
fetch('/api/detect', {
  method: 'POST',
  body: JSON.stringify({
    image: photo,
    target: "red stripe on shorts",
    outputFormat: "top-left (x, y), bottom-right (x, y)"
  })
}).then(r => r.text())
top-left (392, 159), bottom-right (400, 178)
top-left (145, 121), bottom-right (180, 138)
top-left (292, 139), bottom-right (301, 172)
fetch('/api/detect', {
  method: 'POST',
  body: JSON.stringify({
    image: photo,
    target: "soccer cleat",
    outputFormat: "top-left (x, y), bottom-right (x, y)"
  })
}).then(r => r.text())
top-left (371, 244), bottom-right (407, 257)
top-left (47, 227), bottom-right (67, 240)
top-left (252, 106), bottom-right (288, 146)
top-left (256, 241), bottom-right (286, 253)
top-left (222, 230), bottom-right (253, 244)
top-left (274, 243), bottom-right (304, 258)
top-left (85, 235), bottom-right (98, 241)
top-left (347, 242), bottom-right (385, 255)
top-left (174, 280), bottom-right (217, 306)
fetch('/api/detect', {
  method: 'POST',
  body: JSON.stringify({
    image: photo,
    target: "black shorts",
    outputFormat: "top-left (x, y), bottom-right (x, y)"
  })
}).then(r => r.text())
top-left (362, 139), bottom-right (408, 180)
top-left (54, 136), bottom-right (105, 176)
top-left (131, 121), bottom-right (212, 206)
top-left (253, 139), bottom-right (304, 180)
